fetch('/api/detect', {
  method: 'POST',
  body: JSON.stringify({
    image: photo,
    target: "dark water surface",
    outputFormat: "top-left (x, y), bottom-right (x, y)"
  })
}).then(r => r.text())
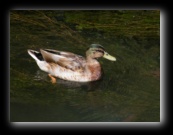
top-left (10, 10), bottom-right (160, 122)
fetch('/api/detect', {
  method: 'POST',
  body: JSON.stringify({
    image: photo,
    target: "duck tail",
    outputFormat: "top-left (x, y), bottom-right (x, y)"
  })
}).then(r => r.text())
top-left (28, 49), bottom-right (50, 72)
top-left (27, 49), bottom-right (44, 62)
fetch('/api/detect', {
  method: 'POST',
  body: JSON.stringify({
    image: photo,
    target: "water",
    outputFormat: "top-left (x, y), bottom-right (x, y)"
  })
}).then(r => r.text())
top-left (10, 10), bottom-right (160, 122)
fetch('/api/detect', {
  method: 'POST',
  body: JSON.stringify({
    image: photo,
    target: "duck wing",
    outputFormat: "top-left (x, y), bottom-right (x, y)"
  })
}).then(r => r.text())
top-left (40, 49), bottom-right (86, 71)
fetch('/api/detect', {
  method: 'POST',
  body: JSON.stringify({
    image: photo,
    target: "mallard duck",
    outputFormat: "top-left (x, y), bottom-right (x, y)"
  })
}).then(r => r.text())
top-left (27, 44), bottom-right (116, 83)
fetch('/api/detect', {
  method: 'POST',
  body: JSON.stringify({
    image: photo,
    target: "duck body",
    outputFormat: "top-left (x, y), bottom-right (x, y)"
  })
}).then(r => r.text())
top-left (28, 44), bottom-right (116, 83)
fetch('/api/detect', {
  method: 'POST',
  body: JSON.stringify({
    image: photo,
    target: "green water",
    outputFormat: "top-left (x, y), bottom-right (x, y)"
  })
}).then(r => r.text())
top-left (10, 10), bottom-right (160, 122)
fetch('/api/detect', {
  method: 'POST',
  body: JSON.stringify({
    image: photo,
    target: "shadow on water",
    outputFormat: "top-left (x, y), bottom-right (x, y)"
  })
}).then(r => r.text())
top-left (10, 10), bottom-right (160, 122)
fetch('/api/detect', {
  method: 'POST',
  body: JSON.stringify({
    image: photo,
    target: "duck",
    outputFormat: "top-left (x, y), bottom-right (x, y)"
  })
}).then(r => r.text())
top-left (27, 44), bottom-right (116, 83)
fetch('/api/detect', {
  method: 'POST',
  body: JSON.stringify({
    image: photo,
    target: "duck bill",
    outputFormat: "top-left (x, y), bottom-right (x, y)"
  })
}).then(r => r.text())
top-left (103, 52), bottom-right (116, 61)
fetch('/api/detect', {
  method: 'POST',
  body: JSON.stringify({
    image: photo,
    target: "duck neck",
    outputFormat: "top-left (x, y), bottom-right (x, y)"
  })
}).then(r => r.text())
top-left (86, 55), bottom-right (98, 64)
top-left (86, 56), bottom-right (102, 81)
top-left (86, 50), bottom-right (96, 63)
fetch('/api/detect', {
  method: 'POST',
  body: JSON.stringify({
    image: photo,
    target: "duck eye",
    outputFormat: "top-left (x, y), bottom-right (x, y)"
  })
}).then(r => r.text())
top-left (95, 49), bottom-right (104, 54)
